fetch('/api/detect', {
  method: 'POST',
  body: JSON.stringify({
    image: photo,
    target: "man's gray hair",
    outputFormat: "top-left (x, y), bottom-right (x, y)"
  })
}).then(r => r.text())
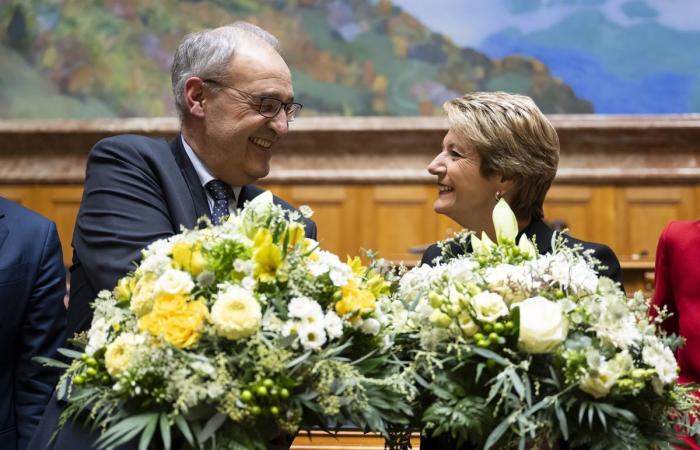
top-left (171, 21), bottom-right (279, 118)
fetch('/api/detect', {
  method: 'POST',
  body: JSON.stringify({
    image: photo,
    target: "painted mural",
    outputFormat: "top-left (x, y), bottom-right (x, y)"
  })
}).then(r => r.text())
top-left (0, 0), bottom-right (698, 118)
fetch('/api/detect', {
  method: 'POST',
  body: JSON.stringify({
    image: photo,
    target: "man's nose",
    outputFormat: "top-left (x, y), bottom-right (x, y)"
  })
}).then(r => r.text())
top-left (267, 108), bottom-right (289, 136)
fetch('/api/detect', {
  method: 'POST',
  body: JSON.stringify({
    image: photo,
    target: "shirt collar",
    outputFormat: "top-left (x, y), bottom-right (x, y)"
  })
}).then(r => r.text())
top-left (181, 135), bottom-right (242, 200)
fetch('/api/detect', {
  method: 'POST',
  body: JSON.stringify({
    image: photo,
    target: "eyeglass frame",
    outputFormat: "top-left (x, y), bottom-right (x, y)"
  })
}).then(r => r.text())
top-left (201, 78), bottom-right (303, 122)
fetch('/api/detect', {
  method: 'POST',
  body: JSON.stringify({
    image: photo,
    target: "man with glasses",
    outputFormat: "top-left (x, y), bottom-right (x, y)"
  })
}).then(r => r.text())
top-left (30, 21), bottom-right (315, 450)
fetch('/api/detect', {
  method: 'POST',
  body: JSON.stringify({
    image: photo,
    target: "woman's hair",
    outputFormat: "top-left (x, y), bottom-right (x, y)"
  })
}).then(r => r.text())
top-left (444, 91), bottom-right (560, 220)
top-left (171, 21), bottom-right (279, 119)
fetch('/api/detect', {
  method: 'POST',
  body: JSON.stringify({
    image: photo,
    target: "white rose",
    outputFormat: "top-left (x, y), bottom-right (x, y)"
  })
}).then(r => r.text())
top-left (471, 292), bottom-right (509, 323)
top-left (579, 365), bottom-right (618, 399)
top-left (517, 296), bottom-right (567, 353)
top-left (154, 269), bottom-right (194, 295)
top-left (360, 318), bottom-right (381, 335)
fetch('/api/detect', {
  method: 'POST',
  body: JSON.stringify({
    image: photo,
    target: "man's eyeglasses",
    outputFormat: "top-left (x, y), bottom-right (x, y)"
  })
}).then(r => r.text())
top-left (202, 79), bottom-right (303, 122)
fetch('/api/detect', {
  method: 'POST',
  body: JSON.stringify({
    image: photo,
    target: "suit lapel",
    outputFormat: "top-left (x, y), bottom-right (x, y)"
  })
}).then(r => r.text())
top-left (170, 135), bottom-right (211, 223)
top-left (236, 185), bottom-right (263, 209)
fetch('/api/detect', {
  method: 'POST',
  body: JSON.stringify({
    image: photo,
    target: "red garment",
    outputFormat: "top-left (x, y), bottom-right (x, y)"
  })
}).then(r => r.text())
top-left (652, 220), bottom-right (700, 449)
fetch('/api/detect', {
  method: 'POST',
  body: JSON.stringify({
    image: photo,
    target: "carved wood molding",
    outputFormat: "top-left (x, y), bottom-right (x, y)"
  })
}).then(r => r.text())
top-left (2, 115), bottom-right (699, 184)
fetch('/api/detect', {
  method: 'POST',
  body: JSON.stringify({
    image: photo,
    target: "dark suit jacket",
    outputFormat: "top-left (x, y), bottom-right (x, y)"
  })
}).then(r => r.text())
top-left (420, 218), bottom-right (622, 450)
top-left (30, 134), bottom-right (316, 450)
top-left (0, 198), bottom-right (66, 450)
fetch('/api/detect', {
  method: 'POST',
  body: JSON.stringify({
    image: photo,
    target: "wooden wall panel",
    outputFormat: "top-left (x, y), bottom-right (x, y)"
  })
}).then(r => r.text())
top-left (543, 185), bottom-right (617, 251)
top-left (0, 186), bottom-right (34, 206)
top-left (34, 186), bottom-right (83, 266)
top-left (615, 186), bottom-right (697, 260)
top-left (363, 186), bottom-right (435, 263)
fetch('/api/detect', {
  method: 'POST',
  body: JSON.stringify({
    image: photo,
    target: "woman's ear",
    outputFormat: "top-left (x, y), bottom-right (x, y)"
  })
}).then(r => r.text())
top-left (184, 77), bottom-right (206, 118)
top-left (495, 176), bottom-right (517, 201)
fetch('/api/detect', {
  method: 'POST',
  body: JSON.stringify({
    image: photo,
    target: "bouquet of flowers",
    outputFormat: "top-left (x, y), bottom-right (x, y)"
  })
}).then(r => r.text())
top-left (44, 192), bottom-right (411, 450)
top-left (394, 199), bottom-right (699, 449)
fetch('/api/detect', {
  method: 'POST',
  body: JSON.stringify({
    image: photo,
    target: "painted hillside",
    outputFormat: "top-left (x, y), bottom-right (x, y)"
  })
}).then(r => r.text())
top-left (0, 0), bottom-right (592, 118)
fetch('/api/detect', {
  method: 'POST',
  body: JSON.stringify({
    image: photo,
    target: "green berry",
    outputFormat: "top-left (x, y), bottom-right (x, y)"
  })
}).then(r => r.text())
top-left (486, 359), bottom-right (496, 368)
top-left (269, 406), bottom-right (280, 416)
top-left (473, 333), bottom-right (485, 342)
top-left (476, 339), bottom-right (490, 348)
top-left (86, 367), bottom-right (97, 377)
top-left (86, 357), bottom-right (98, 368)
top-left (279, 388), bottom-right (290, 399)
top-left (100, 374), bottom-right (110, 384)
top-left (241, 390), bottom-right (253, 402)
top-left (73, 375), bottom-right (85, 385)
top-left (263, 378), bottom-right (274, 388)
top-left (251, 405), bottom-right (262, 415)
top-left (269, 388), bottom-right (279, 397)
top-left (493, 323), bottom-right (504, 334)
top-left (255, 386), bottom-right (268, 397)
top-left (482, 323), bottom-right (493, 332)
top-left (488, 332), bottom-right (500, 342)
top-left (505, 321), bottom-right (514, 331)
top-left (555, 289), bottom-right (565, 299)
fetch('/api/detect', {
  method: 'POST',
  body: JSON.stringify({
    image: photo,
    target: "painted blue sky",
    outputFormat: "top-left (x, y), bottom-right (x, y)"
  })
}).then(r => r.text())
top-left (393, 0), bottom-right (700, 113)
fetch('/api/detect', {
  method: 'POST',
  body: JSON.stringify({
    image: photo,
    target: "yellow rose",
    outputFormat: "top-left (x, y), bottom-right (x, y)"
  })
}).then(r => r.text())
top-left (172, 241), bottom-right (206, 276)
top-left (130, 275), bottom-right (156, 317)
top-left (210, 286), bottom-right (262, 340)
top-left (138, 294), bottom-right (208, 349)
top-left (162, 300), bottom-right (208, 348)
top-left (104, 333), bottom-right (144, 376)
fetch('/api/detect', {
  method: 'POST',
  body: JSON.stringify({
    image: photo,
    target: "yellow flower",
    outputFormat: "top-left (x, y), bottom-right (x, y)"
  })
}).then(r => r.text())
top-left (104, 333), bottom-right (143, 376)
top-left (138, 294), bottom-right (208, 349)
top-left (335, 280), bottom-right (376, 317)
top-left (130, 275), bottom-right (156, 317)
top-left (114, 276), bottom-right (135, 302)
top-left (253, 229), bottom-right (284, 283)
top-left (346, 256), bottom-right (366, 277)
top-left (285, 222), bottom-right (305, 248)
top-left (365, 272), bottom-right (391, 298)
top-left (210, 286), bottom-right (262, 340)
top-left (172, 241), bottom-right (206, 276)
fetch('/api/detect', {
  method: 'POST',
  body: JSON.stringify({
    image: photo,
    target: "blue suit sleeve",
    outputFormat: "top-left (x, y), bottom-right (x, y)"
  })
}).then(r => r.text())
top-left (14, 221), bottom-right (66, 450)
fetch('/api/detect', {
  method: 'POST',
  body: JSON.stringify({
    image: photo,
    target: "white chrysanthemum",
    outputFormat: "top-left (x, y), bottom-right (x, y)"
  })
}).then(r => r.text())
top-left (210, 286), bottom-right (262, 340)
top-left (281, 321), bottom-right (300, 338)
top-left (298, 323), bottom-right (327, 350)
top-left (484, 264), bottom-right (537, 304)
top-left (471, 292), bottom-right (509, 323)
top-left (241, 275), bottom-right (256, 291)
top-left (146, 238), bottom-right (173, 258)
top-left (154, 269), bottom-right (194, 295)
top-left (446, 259), bottom-right (479, 283)
top-left (324, 311), bottom-right (343, 339)
top-left (288, 297), bottom-right (325, 325)
top-left (642, 337), bottom-right (678, 384)
top-left (138, 253), bottom-right (171, 275)
top-left (104, 332), bottom-right (145, 376)
top-left (85, 317), bottom-right (109, 355)
top-left (233, 259), bottom-right (254, 273)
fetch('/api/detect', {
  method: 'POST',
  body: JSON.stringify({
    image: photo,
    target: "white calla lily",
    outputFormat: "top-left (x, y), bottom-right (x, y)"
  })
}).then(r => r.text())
top-left (518, 234), bottom-right (537, 259)
top-left (493, 198), bottom-right (518, 244)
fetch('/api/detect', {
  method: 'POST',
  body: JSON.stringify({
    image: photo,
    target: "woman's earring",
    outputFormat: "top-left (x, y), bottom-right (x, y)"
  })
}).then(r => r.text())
top-left (495, 191), bottom-right (502, 201)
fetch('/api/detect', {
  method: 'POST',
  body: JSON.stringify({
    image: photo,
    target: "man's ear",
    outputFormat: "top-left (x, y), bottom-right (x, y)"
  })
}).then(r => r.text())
top-left (184, 77), bottom-right (206, 118)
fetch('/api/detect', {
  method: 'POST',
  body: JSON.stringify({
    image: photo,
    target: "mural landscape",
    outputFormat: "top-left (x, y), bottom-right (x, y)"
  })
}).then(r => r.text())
top-left (1, 0), bottom-right (697, 118)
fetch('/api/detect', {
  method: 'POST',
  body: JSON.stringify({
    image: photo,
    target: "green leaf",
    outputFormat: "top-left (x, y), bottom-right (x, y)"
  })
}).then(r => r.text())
top-left (506, 369), bottom-right (525, 400)
top-left (159, 414), bottom-right (171, 450)
top-left (285, 351), bottom-right (311, 369)
top-left (138, 414), bottom-right (158, 450)
top-left (174, 415), bottom-right (196, 448)
top-left (555, 400), bottom-right (568, 440)
top-left (32, 356), bottom-right (71, 368)
top-left (483, 413), bottom-right (513, 450)
top-left (57, 348), bottom-right (84, 359)
top-left (197, 413), bottom-right (227, 444)
top-left (96, 413), bottom-right (155, 449)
